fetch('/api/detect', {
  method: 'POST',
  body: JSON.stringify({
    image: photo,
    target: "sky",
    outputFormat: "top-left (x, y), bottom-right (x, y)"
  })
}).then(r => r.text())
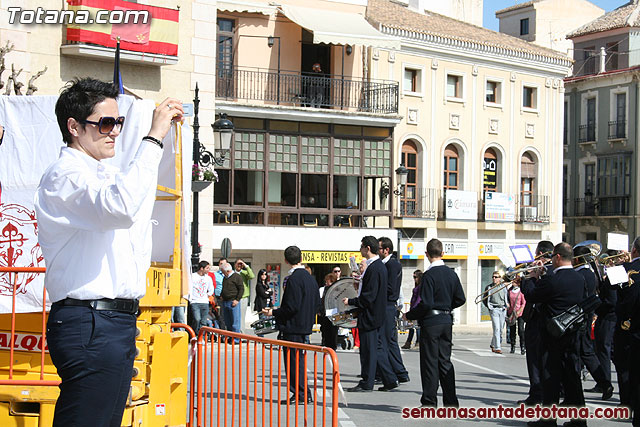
top-left (483, 0), bottom-right (626, 31)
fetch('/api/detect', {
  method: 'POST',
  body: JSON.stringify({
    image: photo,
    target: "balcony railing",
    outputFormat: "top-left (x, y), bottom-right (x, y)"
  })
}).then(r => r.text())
top-left (578, 124), bottom-right (596, 143)
top-left (608, 120), bottom-right (626, 139)
top-left (216, 67), bottom-right (399, 114)
top-left (516, 195), bottom-right (551, 223)
top-left (573, 196), bottom-right (629, 216)
top-left (394, 188), bottom-right (438, 219)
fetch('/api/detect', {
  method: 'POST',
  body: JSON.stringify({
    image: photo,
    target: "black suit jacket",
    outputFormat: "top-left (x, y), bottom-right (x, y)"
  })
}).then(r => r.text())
top-left (384, 256), bottom-right (402, 304)
top-left (521, 267), bottom-right (585, 318)
top-left (406, 264), bottom-right (465, 327)
top-left (576, 267), bottom-right (596, 298)
top-left (617, 258), bottom-right (640, 333)
top-left (273, 268), bottom-right (320, 335)
top-left (348, 258), bottom-right (387, 331)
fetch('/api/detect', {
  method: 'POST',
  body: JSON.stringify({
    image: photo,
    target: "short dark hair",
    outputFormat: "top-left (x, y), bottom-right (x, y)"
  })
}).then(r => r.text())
top-left (633, 237), bottom-right (640, 253)
top-left (536, 240), bottom-right (554, 257)
top-left (573, 245), bottom-right (591, 258)
top-left (55, 78), bottom-right (120, 145)
top-left (361, 236), bottom-right (379, 254)
top-left (218, 257), bottom-right (227, 263)
top-left (378, 236), bottom-right (394, 252)
top-left (553, 242), bottom-right (572, 261)
top-left (426, 238), bottom-right (443, 258)
top-left (284, 246), bottom-right (302, 265)
top-left (197, 260), bottom-right (210, 271)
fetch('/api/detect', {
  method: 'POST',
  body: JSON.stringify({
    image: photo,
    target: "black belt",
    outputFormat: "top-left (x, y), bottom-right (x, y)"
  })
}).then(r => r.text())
top-left (428, 309), bottom-right (451, 316)
top-left (54, 298), bottom-right (139, 315)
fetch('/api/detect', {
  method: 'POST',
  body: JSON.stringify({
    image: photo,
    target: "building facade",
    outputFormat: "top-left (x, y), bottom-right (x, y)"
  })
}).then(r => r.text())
top-left (211, 0), bottom-right (571, 324)
top-left (495, 0), bottom-right (604, 55)
top-left (563, 2), bottom-right (640, 246)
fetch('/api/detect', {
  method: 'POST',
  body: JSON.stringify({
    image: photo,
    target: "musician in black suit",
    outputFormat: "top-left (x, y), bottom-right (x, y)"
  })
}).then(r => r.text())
top-left (611, 238), bottom-right (640, 408)
top-left (521, 242), bottom-right (587, 427)
top-left (378, 237), bottom-right (410, 384)
top-left (590, 251), bottom-right (617, 397)
top-left (518, 240), bottom-right (554, 406)
top-left (573, 245), bottom-right (613, 400)
top-left (405, 238), bottom-right (465, 407)
top-left (618, 239), bottom-right (640, 426)
top-left (262, 246), bottom-right (320, 405)
top-left (344, 236), bottom-right (398, 392)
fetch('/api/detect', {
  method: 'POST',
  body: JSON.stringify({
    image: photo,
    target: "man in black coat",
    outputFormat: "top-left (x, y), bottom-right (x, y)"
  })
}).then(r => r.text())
top-left (521, 242), bottom-right (587, 427)
top-left (518, 240), bottom-right (554, 406)
top-left (344, 235), bottom-right (398, 392)
top-left (378, 237), bottom-right (410, 384)
top-left (405, 238), bottom-right (465, 407)
top-left (262, 246), bottom-right (320, 405)
top-left (573, 245), bottom-right (613, 400)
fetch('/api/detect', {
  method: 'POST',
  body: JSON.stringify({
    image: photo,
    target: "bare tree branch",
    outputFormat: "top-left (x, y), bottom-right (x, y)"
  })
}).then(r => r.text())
top-left (26, 66), bottom-right (47, 95)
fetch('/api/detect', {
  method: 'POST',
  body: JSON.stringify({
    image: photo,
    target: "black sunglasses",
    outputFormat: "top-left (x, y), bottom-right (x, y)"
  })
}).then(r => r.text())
top-left (333, 269), bottom-right (340, 272)
top-left (493, 276), bottom-right (500, 278)
top-left (80, 116), bottom-right (125, 134)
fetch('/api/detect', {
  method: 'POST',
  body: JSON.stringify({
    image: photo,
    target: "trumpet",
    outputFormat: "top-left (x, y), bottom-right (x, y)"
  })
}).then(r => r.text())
top-left (598, 251), bottom-right (631, 267)
top-left (475, 281), bottom-right (510, 304)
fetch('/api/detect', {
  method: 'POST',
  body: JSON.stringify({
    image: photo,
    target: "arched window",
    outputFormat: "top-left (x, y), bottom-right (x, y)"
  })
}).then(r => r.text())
top-left (483, 148), bottom-right (498, 194)
top-left (401, 141), bottom-right (418, 216)
top-left (520, 152), bottom-right (536, 207)
top-left (443, 145), bottom-right (459, 190)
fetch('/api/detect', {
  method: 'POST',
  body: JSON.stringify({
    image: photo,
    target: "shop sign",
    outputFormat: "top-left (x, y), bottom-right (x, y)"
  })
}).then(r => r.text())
top-left (478, 242), bottom-right (505, 257)
top-left (301, 251), bottom-right (363, 264)
top-left (445, 190), bottom-right (478, 220)
top-left (483, 157), bottom-right (497, 190)
top-left (399, 239), bottom-right (425, 260)
top-left (442, 241), bottom-right (468, 257)
top-left (485, 192), bottom-right (515, 222)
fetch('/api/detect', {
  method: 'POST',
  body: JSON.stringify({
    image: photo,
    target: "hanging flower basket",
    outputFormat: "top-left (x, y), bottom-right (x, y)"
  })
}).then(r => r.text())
top-left (192, 180), bottom-right (212, 192)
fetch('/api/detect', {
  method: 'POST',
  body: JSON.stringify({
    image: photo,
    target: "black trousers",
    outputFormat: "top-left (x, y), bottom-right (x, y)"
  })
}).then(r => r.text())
top-left (319, 316), bottom-right (338, 350)
top-left (359, 327), bottom-right (396, 389)
top-left (47, 304), bottom-right (137, 427)
top-left (629, 334), bottom-right (640, 426)
top-left (613, 327), bottom-right (632, 405)
top-left (524, 314), bottom-right (543, 402)
top-left (541, 330), bottom-right (585, 409)
top-left (279, 333), bottom-right (311, 400)
top-left (419, 322), bottom-right (458, 407)
top-left (579, 324), bottom-right (610, 388)
top-left (381, 304), bottom-right (409, 380)
top-left (509, 317), bottom-right (525, 348)
top-left (593, 316), bottom-right (615, 384)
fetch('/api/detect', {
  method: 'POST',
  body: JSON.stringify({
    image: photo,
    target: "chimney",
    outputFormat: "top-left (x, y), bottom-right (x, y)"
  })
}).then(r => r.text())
top-left (599, 46), bottom-right (607, 74)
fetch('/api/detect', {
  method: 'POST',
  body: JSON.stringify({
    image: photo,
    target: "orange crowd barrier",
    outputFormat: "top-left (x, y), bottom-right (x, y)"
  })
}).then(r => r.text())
top-left (0, 266), bottom-right (57, 386)
top-left (190, 327), bottom-right (341, 427)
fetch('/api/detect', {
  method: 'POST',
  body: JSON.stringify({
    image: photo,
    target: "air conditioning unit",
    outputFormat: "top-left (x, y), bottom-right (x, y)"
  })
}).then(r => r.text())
top-left (521, 206), bottom-right (538, 222)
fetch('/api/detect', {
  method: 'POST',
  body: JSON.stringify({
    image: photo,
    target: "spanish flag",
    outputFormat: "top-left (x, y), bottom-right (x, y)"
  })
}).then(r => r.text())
top-left (66, 0), bottom-right (179, 57)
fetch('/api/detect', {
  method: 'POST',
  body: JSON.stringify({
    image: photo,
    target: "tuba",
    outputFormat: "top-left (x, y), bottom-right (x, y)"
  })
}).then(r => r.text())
top-left (324, 277), bottom-right (360, 328)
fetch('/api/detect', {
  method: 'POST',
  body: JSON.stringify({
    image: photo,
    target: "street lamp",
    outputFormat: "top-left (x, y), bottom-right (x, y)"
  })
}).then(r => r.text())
top-left (394, 164), bottom-right (408, 196)
top-left (212, 113), bottom-right (234, 165)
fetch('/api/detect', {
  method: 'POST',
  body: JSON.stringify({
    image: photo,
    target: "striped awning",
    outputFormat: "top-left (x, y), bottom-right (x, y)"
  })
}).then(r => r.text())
top-left (217, 0), bottom-right (276, 15)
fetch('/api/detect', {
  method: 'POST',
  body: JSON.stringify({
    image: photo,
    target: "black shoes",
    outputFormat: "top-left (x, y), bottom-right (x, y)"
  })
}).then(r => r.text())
top-left (398, 377), bottom-right (410, 383)
top-left (401, 343), bottom-right (411, 349)
top-left (510, 346), bottom-right (516, 354)
top-left (521, 347), bottom-right (526, 355)
top-left (377, 382), bottom-right (398, 392)
top-left (280, 395), bottom-right (313, 405)
top-left (584, 385), bottom-right (602, 393)
top-left (347, 385), bottom-right (373, 392)
top-left (602, 384), bottom-right (614, 400)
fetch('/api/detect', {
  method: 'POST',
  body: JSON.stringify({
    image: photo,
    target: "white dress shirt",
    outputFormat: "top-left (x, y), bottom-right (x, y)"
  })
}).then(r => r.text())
top-left (34, 142), bottom-right (162, 302)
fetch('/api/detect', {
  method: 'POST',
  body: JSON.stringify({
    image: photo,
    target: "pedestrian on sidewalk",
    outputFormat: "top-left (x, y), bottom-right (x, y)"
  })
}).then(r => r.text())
top-left (483, 271), bottom-right (508, 354)
top-left (402, 270), bottom-right (422, 349)
top-left (507, 276), bottom-right (526, 354)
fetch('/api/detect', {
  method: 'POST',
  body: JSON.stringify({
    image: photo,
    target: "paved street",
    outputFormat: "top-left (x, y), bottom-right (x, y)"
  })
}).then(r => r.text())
top-left (325, 332), bottom-right (627, 426)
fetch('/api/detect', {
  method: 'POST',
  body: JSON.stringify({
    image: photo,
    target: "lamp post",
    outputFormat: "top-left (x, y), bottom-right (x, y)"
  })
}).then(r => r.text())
top-left (394, 164), bottom-right (408, 196)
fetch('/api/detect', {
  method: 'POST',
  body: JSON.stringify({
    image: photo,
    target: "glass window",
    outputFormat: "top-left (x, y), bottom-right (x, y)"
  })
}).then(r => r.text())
top-left (233, 170), bottom-right (263, 206)
top-left (214, 169), bottom-right (230, 205)
top-left (486, 81), bottom-right (500, 103)
top-left (583, 46), bottom-right (595, 75)
top-left (301, 174), bottom-right (328, 208)
top-left (520, 18), bottom-right (529, 35)
top-left (403, 68), bottom-right (419, 93)
top-left (443, 145), bottom-right (459, 190)
top-left (520, 152), bottom-right (536, 207)
top-left (606, 42), bottom-right (619, 71)
top-left (447, 74), bottom-right (462, 98)
top-left (363, 177), bottom-right (390, 211)
top-left (268, 172), bottom-right (296, 207)
top-left (333, 176), bottom-right (360, 209)
top-left (523, 86), bottom-right (537, 109)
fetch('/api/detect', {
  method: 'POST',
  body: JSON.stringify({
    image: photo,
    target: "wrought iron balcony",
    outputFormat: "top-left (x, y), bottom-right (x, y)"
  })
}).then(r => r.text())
top-left (517, 195), bottom-right (551, 223)
top-left (608, 120), bottom-right (626, 139)
top-left (573, 196), bottom-right (629, 216)
top-left (216, 67), bottom-right (399, 114)
top-left (578, 124), bottom-right (596, 143)
top-left (394, 188), bottom-right (438, 219)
